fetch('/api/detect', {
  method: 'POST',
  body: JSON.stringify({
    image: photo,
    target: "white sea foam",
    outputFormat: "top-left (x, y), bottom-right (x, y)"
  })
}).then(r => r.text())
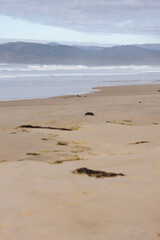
top-left (0, 72), bottom-right (155, 79)
top-left (0, 64), bottom-right (160, 72)
top-left (0, 64), bottom-right (159, 101)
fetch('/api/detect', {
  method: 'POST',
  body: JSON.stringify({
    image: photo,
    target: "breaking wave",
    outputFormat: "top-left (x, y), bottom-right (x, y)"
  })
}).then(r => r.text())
top-left (0, 64), bottom-right (160, 79)
top-left (0, 64), bottom-right (159, 101)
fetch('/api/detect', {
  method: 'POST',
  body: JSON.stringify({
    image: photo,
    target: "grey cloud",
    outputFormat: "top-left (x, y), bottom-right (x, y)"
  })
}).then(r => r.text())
top-left (0, 0), bottom-right (159, 35)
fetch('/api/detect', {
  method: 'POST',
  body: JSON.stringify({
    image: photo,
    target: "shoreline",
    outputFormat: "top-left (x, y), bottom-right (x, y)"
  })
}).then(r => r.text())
top-left (0, 83), bottom-right (160, 106)
top-left (0, 83), bottom-right (160, 240)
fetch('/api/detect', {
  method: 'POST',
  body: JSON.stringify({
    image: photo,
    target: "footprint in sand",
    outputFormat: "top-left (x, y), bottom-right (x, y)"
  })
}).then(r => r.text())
top-left (69, 202), bottom-right (77, 206)
top-left (41, 138), bottom-right (49, 141)
top-left (19, 211), bottom-right (34, 216)
top-left (48, 133), bottom-right (59, 137)
top-left (72, 144), bottom-right (91, 153)
top-left (21, 129), bottom-right (30, 133)
top-left (72, 141), bottom-right (86, 145)
top-left (153, 164), bottom-right (160, 173)
top-left (74, 192), bottom-right (88, 197)
top-left (106, 120), bottom-right (134, 126)
top-left (40, 150), bottom-right (50, 153)
top-left (47, 121), bottom-right (57, 124)
top-left (51, 153), bottom-right (80, 164)
top-left (130, 176), bottom-right (140, 181)
top-left (52, 150), bottom-right (64, 153)
top-left (57, 141), bottom-right (69, 146)
top-left (26, 153), bottom-right (40, 156)
top-left (0, 160), bottom-right (8, 163)
top-left (123, 120), bottom-right (132, 123)
top-left (155, 163), bottom-right (160, 167)
top-left (88, 152), bottom-right (99, 156)
top-left (105, 151), bottom-right (116, 156)
top-left (71, 126), bottom-right (81, 130)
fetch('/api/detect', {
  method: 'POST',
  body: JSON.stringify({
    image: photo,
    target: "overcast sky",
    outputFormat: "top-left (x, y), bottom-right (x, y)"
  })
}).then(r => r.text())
top-left (0, 0), bottom-right (159, 44)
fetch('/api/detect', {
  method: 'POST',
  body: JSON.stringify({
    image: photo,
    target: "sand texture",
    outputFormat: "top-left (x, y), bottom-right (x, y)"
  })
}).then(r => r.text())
top-left (0, 84), bottom-right (160, 240)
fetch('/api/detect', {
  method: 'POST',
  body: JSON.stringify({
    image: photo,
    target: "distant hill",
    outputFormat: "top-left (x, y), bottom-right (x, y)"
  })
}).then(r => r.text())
top-left (98, 45), bottom-right (160, 65)
top-left (0, 42), bottom-right (160, 65)
top-left (47, 42), bottom-right (61, 46)
top-left (72, 45), bottom-right (104, 51)
top-left (135, 44), bottom-right (160, 51)
top-left (47, 42), bottom-right (105, 50)
top-left (0, 42), bottom-right (87, 65)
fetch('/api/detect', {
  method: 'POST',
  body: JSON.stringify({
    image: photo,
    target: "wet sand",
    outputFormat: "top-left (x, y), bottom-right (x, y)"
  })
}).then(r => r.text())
top-left (0, 84), bottom-right (160, 239)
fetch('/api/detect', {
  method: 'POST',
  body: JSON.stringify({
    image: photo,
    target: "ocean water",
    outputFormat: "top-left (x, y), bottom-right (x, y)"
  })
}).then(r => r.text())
top-left (0, 64), bottom-right (160, 101)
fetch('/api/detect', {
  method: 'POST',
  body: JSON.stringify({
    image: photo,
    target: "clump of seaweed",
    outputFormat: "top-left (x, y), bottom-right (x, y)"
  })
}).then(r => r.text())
top-left (72, 167), bottom-right (125, 178)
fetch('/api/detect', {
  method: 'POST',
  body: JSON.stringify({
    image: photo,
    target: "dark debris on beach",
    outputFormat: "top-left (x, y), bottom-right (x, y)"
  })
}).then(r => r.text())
top-left (72, 167), bottom-right (125, 178)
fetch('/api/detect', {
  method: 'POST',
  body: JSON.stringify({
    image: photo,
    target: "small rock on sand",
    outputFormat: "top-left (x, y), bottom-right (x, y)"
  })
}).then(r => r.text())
top-left (85, 112), bottom-right (95, 116)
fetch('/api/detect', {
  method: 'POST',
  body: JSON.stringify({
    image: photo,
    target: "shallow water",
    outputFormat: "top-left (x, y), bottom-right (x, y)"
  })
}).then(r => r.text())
top-left (0, 64), bottom-right (160, 101)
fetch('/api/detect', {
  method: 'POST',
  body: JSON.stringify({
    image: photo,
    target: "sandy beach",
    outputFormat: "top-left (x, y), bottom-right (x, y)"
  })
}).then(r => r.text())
top-left (0, 83), bottom-right (160, 240)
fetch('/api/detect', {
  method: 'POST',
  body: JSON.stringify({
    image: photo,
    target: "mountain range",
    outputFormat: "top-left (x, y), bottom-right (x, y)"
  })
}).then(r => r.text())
top-left (0, 42), bottom-right (160, 65)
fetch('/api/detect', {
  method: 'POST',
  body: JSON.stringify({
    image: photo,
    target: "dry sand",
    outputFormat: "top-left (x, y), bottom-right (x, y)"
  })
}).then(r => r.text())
top-left (0, 84), bottom-right (160, 240)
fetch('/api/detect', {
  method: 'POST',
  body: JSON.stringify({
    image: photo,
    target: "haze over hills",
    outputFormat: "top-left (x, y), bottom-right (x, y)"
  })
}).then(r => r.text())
top-left (135, 44), bottom-right (160, 51)
top-left (0, 41), bottom-right (160, 65)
